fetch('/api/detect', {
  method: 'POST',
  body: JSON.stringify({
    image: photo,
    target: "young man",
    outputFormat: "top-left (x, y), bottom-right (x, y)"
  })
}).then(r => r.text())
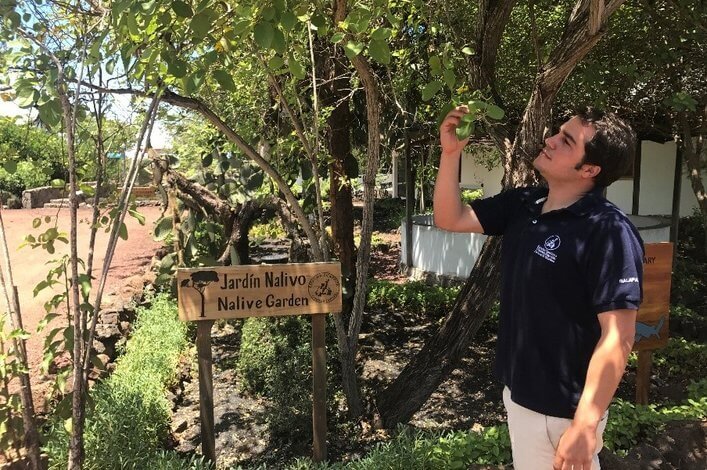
top-left (433, 107), bottom-right (643, 470)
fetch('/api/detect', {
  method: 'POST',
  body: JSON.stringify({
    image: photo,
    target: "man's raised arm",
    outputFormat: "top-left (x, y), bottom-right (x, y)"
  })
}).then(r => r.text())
top-left (433, 106), bottom-right (485, 233)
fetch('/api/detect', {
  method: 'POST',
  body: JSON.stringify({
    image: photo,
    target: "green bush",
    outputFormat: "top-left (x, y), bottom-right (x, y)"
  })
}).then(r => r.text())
top-left (652, 337), bottom-right (707, 377)
top-left (0, 160), bottom-right (53, 196)
top-left (367, 280), bottom-right (460, 317)
top-left (43, 294), bottom-right (194, 469)
top-left (460, 188), bottom-right (483, 205)
top-left (372, 198), bottom-right (406, 231)
top-left (604, 395), bottom-right (707, 456)
top-left (236, 316), bottom-right (317, 440)
top-left (284, 425), bottom-right (511, 469)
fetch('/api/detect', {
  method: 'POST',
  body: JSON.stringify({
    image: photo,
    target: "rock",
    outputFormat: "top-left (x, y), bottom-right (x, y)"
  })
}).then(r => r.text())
top-left (119, 321), bottom-right (131, 334)
top-left (96, 354), bottom-right (110, 367)
top-left (172, 417), bottom-right (189, 433)
top-left (99, 311), bottom-right (120, 325)
top-left (6, 196), bottom-right (21, 209)
top-left (95, 323), bottom-right (120, 339)
top-left (92, 339), bottom-right (106, 354)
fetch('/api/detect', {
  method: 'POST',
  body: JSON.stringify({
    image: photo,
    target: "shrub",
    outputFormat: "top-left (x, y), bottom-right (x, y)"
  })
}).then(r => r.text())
top-left (372, 198), bottom-right (406, 231)
top-left (43, 294), bottom-right (193, 469)
top-left (367, 280), bottom-right (460, 317)
top-left (460, 188), bottom-right (483, 205)
top-left (284, 424), bottom-right (512, 469)
top-left (0, 161), bottom-right (53, 196)
top-left (236, 316), bottom-right (317, 440)
top-left (604, 394), bottom-right (707, 456)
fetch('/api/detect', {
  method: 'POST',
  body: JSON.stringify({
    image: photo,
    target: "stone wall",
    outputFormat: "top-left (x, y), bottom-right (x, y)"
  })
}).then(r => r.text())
top-left (22, 186), bottom-right (63, 209)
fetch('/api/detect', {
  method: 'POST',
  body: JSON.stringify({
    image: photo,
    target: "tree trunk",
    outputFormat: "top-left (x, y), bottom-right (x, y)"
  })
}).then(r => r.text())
top-left (680, 108), bottom-right (707, 256)
top-left (377, 236), bottom-right (502, 425)
top-left (377, 0), bottom-right (627, 427)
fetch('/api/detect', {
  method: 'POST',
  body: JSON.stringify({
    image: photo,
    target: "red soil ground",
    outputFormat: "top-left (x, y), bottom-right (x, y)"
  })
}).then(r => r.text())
top-left (1, 205), bottom-right (163, 411)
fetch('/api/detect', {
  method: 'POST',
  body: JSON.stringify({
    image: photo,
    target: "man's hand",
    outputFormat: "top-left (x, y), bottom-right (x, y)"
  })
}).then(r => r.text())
top-left (552, 423), bottom-right (597, 470)
top-left (439, 105), bottom-right (470, 156)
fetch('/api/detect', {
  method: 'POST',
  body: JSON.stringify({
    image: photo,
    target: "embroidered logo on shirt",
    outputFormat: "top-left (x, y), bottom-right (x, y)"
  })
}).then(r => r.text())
top-left (619, 277), bottom-right (639, 284)
top-left (534, 235), bottom-right (561, 263)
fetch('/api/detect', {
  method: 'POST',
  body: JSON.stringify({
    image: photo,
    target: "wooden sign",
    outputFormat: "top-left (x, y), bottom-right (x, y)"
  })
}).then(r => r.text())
top-left (177, 262), bottom-right (342, 321)
top-left (634, 243), bottom-right (673, 351)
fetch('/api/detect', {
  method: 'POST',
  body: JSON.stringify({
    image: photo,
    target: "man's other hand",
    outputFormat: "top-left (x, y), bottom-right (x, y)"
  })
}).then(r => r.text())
top-left (552, 422), bottom-right (596, 470)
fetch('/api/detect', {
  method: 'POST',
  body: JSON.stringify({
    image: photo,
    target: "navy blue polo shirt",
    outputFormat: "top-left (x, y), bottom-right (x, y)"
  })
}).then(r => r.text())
top-left (471, 186), bottom-right (644, 419)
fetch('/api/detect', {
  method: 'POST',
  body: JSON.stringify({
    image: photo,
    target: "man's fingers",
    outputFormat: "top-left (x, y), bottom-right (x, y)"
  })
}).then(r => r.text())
top-left (552, 455), bottom-right (563, 470)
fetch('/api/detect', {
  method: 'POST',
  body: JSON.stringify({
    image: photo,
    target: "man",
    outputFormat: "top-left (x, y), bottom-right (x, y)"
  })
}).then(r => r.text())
top-left (433, 107), bottom-right (643, 470)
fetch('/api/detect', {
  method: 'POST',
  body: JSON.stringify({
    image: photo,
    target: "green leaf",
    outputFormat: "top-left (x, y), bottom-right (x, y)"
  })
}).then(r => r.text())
top-left (280, 11), bottom-right (297, 32)
top-left (455, 120), bottom-right (474, 140)
top-left (486, 104), bottom-right (505, 120)
top-left (213, 69), bottom-right (236, 91)
top-left (128, 209), bottom-right (146, 225)
top-left (443, 68), bottom-right (456, 90)
top-left (51, 179), bottom-right (65, 189)
top-left (254, 21), bottom-right (274, 49)
top-left (271, 28), bottom-right (286, 53)
top-left (32, 218), bottom-right (41, 229)
top-left (288, 56), bottom-right (306, 79)
top-left (105, 58), bottom-right (116, 75)
top-left (262, 6), bottom-right (276, 21)
top-left (344, 41), bottom-right (364, 60)
top-left (167, 57), bottom-right (188, 78)
top-left (127, 11), bottom-right (140, 37)
top-left (118, 222), bottom-right (128, 240)
top-left (15, 86), bottom-right (38, 108)
top-left (310, 13), bottom-right (327, 30)
top-left (190, 9), bottom-right (214, 37)
top-left (201, 153), bottom-right (213, 167)
top-left (422, 80), bottom-right (443, 101)
top-left (330, 32), bottom-right (345, 44)
top-left (268, 55), bottom-right (285, 70)
top-left (182, 70), bottom-right (205, 95)
top-left (461, 46), bottom-right (474, 55)
top-left (153, 217), bottom-right (173, 241)
top-left (429, 55), bottom-right (442, 76)
top-left (3, 161), bottom-right (17, 174)
top-left (368, 39), bottom-right (391, 65)
top-left (172, 0), bottom-right (193, 18)
top-left (371, 27), bottom-right (392, 41)
top-left (78, 274), bottom-right (91, 299)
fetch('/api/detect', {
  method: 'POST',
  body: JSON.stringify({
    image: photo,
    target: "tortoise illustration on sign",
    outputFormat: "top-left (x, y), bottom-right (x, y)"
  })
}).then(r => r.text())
top-left (308, 272), bottom-right (340, 303)
top-left (635, 316), bottom-right (666, 343)
top-left (181, 271), bottom-right (220, 318)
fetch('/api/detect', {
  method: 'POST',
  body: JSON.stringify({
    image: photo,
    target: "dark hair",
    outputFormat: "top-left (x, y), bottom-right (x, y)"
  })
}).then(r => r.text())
top-left (574, 108), bottom-right (637, 187)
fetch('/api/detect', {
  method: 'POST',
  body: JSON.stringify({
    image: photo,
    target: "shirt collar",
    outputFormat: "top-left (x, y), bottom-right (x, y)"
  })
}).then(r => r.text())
top-left (523, 186), bottom-right (605, 216)
top-left (565, 186), bottom-right (606, 216)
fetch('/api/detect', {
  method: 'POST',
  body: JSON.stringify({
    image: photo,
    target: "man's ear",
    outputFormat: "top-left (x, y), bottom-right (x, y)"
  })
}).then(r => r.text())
top-left (581, 164), bottom-right (601, 179)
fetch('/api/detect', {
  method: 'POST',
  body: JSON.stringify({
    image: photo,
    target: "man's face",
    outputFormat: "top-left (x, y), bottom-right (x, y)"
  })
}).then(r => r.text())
top-left (533, 116), bottom-right (598, 184)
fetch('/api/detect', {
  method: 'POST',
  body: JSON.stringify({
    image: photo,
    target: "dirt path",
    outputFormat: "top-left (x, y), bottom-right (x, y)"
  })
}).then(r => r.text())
top-left (2, 205), bottom-right (163, 410)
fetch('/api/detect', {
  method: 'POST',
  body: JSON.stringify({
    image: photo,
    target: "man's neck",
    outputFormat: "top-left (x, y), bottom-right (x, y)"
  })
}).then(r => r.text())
top-left (542, 182), bottom-right (595, 214)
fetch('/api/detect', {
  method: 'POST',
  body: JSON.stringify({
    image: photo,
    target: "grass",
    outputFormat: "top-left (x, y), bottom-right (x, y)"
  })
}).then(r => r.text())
top-left (43, 293), bottom-right (211, 470)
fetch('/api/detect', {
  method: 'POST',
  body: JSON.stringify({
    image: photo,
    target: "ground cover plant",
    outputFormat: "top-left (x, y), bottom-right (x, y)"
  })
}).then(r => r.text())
top-left (42, 294), bottom-right (210, 470)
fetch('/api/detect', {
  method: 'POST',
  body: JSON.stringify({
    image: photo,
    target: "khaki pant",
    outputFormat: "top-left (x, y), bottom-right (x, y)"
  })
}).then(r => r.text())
top-left (502, 387), bottom-right (608, 470)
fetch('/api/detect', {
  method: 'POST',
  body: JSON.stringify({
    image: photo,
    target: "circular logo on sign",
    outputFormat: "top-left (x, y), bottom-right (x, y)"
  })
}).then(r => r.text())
top-left (308, 272), bottom-right (340, 303)
top-left (544, 235), bottom-right (561, 251)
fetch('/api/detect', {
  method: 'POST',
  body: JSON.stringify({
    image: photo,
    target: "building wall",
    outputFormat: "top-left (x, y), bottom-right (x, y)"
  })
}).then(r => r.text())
top-left (461, 141), bottom-right (700, 217)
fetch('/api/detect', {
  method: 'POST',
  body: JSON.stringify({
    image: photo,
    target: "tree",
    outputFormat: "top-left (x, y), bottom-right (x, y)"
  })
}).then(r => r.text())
top-left (181, 271), bottom-right (220, 317)
top-left (377, 0), bottom-right (630, 426)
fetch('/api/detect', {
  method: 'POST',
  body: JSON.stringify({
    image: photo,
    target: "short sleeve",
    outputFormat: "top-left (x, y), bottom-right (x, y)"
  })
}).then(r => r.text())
top-left (470, 188), bottom-right (528, 236)
top-left (584, 215), bottom-right (644, 314)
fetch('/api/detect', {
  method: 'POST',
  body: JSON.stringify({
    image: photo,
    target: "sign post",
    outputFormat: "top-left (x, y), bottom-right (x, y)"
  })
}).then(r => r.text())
top-left (177, 262), bottom-right (342, 465)
top-left (633, 242), bottom-right (673, 405)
